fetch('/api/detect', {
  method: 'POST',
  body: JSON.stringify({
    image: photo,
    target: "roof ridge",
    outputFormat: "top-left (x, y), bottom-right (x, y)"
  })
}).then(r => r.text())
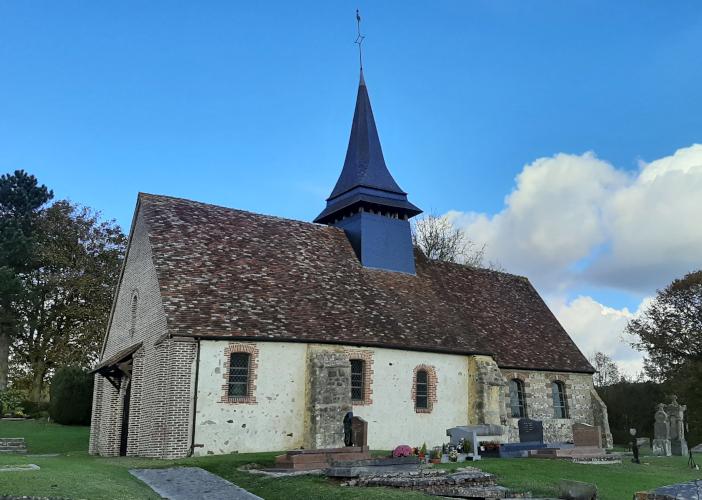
top-left (138, 192), bottom-right (339, 231)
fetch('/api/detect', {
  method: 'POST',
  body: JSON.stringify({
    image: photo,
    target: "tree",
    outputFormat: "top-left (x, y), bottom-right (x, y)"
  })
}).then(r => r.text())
top-left (627, 270), bottom-right (702, 380)
top-left (11, 201), bottom-right (125, 401)
top-left (0, 171), bottom-right (53, 390)
top-left (412, 213), bottom-right (491, 267)
top-left (588, 352), bottom-right (621, 387)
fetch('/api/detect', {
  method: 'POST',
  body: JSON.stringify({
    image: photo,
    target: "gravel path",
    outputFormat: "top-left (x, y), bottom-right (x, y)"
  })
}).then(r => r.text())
top-left (129, 467), bottom-right (262, 500)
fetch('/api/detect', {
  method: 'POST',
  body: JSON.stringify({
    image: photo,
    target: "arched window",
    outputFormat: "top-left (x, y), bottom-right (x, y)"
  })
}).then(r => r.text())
top-left (415, 369), bottom-right (429, 409)
top-left (551, 381), bottom-right (569, 419)
top-left (509, 379), bottom-right (528, 418)
top-left (350, 359), bottom-right (365, 402)
top-left (228, 352), bottom-right (251, 398)
top-left (129, 292), bottom-right (138, 337)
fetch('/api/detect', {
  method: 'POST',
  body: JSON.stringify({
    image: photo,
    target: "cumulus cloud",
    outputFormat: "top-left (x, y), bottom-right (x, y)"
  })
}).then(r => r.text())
top-left (549, 295), bottom-right (646, 378)
top-left (448, 144), bottom-right (702, 294)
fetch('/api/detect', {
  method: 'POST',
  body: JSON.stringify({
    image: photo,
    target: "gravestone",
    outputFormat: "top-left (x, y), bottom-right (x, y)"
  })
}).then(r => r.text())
top-left (351, 416), bottom-right (368, 448)
top-left (652, 403), bottom-right (672, 456)
top-left (665, 395), bottom-right (688, 456)
top-left (518, 418), bottom-right (544, 444)
top-left (572, 423), bottom-right (602, 448)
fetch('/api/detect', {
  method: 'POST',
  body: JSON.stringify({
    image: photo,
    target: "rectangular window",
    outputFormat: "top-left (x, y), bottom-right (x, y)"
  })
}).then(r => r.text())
top-left (415, 370), bottom-right (428, 409)
top-left (228, 353), bottom-right (250, 398)
top-left (351, 359), bottom-right (365, 402)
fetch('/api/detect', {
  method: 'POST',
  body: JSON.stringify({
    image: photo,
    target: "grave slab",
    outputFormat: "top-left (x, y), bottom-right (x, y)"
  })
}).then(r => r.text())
top-left (130, 467), bottom-right (262, 500)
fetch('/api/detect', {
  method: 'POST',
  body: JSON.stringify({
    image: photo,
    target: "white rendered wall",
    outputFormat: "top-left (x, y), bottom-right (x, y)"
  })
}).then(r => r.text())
top-left (193, 341), bottom-right (307, 455)
top-left (347, 347), bottom-right (470, 450)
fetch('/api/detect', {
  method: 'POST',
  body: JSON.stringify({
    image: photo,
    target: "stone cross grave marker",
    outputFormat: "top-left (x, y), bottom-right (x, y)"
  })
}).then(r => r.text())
top-left (517, 418), bottom-right (544, 444)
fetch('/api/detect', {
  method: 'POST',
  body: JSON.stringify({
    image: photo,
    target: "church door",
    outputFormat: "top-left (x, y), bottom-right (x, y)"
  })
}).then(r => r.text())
top-left (119, 380), bottom-right (131, 456)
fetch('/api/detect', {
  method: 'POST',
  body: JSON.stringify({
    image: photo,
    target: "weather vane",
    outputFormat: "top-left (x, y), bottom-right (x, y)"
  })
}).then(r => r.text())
top-left (355, 9), bottom-right (365, 71)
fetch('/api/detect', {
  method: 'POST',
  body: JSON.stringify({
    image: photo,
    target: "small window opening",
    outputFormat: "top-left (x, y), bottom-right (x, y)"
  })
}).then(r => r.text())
top-left (351, 359), bottom-right (365, 402)
top-left (552, 381), bottom-right (569, 419)
top-left (415, 369), bottom-right (429, 409)
top-left (228, 353), bottom-right (250, 398)
top-left (509, 379), bottom-right (528, 418)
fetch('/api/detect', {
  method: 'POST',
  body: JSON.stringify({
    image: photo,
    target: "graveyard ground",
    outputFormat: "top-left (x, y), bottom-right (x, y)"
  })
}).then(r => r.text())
top-left (1, 419), bottom-right (701, 499)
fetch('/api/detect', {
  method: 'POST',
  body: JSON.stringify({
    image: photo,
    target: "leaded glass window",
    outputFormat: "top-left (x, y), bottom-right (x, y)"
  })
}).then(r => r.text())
top-left (551, 381), bottom-right (569, 419)
top-left (228, 353), bottom-right (250, 398)
top-left (509, 379), bottom-right (527, 418)
top-left (415, 369), bottom-right (429, 409)
top-left (351, 359), bottom-right (365, 402)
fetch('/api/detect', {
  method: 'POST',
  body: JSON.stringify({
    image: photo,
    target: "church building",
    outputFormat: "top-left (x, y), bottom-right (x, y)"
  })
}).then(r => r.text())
top-left (89, 70), bottom-right (611, 459)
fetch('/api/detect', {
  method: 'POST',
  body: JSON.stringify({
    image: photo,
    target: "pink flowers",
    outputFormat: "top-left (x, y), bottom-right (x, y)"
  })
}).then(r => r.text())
top-left (392, 445), bottom-right (413, 457)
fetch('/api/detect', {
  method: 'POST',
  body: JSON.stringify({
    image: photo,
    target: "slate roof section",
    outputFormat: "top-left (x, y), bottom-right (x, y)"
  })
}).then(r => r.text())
top-left (139, 193), bottom-right (594, 374)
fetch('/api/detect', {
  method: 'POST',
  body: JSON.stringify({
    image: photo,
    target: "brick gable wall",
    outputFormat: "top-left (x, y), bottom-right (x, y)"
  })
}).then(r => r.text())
top-left (89, 208), bottom-right (197, 459)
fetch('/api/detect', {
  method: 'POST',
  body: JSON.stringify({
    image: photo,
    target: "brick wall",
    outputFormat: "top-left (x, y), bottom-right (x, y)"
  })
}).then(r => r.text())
top-left (89, 208), bottom-right (197, 459)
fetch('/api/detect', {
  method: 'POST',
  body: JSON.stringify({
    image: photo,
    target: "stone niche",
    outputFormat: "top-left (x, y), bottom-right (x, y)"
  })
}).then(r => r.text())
top-left (304, 348), bottom-right (352, 449)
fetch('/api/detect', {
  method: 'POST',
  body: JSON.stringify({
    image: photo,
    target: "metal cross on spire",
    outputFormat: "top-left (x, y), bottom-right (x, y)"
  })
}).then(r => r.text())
top-left (355, 9), bottom-right (365, 71)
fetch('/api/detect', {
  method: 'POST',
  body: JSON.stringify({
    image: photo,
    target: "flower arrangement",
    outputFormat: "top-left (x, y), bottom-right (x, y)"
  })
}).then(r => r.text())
top-left (430, 446), bottom-right (442, 463)
top-left (392, 445), bottom-right (413, 458)
top-left (449, 449), bottom-right (459, 462)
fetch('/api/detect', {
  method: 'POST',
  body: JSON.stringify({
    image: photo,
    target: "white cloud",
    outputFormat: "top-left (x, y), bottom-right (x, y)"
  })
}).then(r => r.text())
top-left (549, 295), bottom-right (647, 379)
top-left (448, 144), bottom-right (702, 294)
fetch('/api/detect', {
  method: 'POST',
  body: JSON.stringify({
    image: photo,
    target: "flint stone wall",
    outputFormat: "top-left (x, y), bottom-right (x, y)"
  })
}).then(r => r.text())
top-left (305, 348), bottom-right (352, 449)
top-left (500, 369), bottom-right (598, 444)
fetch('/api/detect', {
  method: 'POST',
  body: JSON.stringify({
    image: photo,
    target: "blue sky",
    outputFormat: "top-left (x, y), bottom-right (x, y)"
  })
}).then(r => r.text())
top-left (2, 1), bottom-right (701, 374)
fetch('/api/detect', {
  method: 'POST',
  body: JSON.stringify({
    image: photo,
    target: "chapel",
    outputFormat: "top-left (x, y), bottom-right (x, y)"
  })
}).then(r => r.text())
top-left (89, 70), bottom-right (611, 459)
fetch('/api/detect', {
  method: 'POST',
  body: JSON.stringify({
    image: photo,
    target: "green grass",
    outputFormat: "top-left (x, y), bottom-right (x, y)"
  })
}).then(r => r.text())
top-left (1, 420), bottom-right (701, 500)
top-left (0, 419), bottom-right (89, 454)
top-left (439, 456), bottom-right (702, 500)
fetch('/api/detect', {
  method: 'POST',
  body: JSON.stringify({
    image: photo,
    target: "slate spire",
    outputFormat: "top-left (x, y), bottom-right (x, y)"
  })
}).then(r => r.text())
top-left (314, 72), bottom-right (421, 224)
top-left (315, 70), bottom-right (421, 274)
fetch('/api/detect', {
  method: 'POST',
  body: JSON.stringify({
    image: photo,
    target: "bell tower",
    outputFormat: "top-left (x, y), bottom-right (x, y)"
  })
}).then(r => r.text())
top-left (314, 70), bottom-right (422, 274)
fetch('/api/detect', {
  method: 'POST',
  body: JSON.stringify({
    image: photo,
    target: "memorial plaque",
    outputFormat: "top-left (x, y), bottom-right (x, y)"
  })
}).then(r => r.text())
top-left (518, 418), bottom-right (544, 444)
top-left (572, 423), bottom-right (602, 448)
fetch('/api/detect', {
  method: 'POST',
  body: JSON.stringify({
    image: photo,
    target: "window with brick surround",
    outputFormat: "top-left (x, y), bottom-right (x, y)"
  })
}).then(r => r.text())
top-left (509, 379), bottom-right (528, 418)
top-left (228, 353), bottom-right (250, 398)
top-left (345, 350), bottom-right (373, 405)
top-left (350, 359), bottom-right (365, 402)
top-left (220, 343), bottom-right (258, 404)
top-left (415, 369), bottom-right (428, 409)
top-left (551, 380), bottom-right (569, 419)
top-left (411, 364), bottom-right (438, 413)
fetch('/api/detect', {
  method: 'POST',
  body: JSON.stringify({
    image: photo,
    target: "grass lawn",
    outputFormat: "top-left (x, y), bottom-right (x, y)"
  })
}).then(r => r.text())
top-left (1, 419), bottom-right (701, 499)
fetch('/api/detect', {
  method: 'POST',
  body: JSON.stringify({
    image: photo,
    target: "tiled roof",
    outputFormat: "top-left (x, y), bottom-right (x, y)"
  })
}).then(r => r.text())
top-left (139, 193), bottom-right (594, 374)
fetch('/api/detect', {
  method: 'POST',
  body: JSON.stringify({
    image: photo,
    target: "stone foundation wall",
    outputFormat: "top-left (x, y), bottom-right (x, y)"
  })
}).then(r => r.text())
top-left (500, 369), bottom-right (596, 443)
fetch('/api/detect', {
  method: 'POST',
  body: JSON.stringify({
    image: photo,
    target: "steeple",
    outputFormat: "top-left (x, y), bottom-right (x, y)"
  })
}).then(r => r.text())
top-left (315, 71), bottom-right (422, 274)
top-left (314, 72), bottom-right (422, 224)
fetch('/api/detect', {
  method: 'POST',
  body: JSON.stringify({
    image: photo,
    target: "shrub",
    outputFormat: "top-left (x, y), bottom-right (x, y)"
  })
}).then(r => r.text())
top-left (0, 389), bottom-right (27, 417)
top-left (22, 399), bottom-right (50, 419)
top-left (49, 366), bottom-right (94, 425)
